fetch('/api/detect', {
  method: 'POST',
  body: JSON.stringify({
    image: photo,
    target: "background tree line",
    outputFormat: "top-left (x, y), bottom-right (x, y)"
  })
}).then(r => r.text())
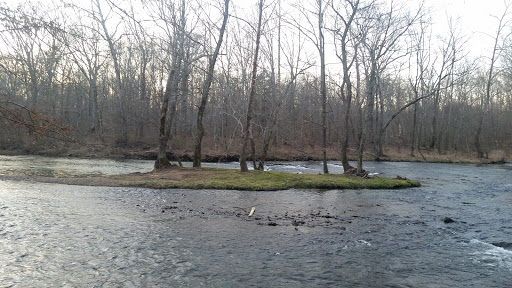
top-left (0, 0), bottom-right (511, 172)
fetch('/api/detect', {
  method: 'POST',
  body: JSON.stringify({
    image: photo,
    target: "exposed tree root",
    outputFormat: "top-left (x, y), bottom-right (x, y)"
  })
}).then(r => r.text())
top-left (343, 167), bottom-right (370, 178)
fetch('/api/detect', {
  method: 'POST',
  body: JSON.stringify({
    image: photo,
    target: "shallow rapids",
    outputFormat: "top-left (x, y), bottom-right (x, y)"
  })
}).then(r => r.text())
top-left (1, 156), bottom-right (511, 287)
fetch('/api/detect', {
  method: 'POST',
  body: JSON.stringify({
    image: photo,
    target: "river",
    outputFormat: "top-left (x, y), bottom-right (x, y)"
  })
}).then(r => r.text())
top-left (0, 155), bottom-right (511, 287)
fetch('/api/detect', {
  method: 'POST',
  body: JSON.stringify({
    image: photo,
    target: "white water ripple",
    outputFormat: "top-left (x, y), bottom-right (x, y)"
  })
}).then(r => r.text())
top-left (469, 239), bottom-right (512, 270)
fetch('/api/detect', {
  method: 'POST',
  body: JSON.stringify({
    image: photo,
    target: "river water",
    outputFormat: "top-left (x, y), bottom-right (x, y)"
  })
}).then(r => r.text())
top-left (0, 156), bottom-right (511, 287)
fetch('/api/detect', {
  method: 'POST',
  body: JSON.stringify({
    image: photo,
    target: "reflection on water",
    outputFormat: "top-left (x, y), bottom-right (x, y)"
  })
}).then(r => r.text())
top-left (0, 156), bottom-right (512, 287)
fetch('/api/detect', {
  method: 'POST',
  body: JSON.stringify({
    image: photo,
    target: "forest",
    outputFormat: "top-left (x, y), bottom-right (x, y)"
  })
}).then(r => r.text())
top-left (0, 0), bottom-right (511, 173)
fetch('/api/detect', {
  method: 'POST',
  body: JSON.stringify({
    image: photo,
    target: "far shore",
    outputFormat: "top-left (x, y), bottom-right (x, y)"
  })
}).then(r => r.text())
top-left (0, 143), bottom-right (509, 165)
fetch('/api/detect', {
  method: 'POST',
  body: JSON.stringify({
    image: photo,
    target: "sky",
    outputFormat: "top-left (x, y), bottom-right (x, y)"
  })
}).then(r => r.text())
top-left (426, 0), bottom-right (509, 57)
top-left (1, 0), bottom-right (509, 61)
top-left (234, 0), bottom-right (509, 60)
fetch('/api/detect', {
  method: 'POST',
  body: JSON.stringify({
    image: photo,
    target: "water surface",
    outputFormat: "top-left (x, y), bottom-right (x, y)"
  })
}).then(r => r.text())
top-left (0, 156), bottom-right (511, 287)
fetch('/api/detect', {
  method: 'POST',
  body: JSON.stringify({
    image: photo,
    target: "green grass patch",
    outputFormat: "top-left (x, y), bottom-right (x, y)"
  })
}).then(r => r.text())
top-left (120, 168), bottom-right (420, 191)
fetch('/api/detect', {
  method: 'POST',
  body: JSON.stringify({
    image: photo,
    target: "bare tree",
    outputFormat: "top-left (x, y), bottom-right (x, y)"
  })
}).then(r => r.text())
top-left (61, 8), bottom-right (106, 141)
top-left (193, 0), bottom-right (230, 167)
top-left (331, 0), bottom-right (360, 172)
top-left (93, 0), bottom-right (128, 144)
top-left (428, 22), bottom-right (459, 152)
top-left (289, 0), bottom-right (329, 173)
top-left (475, 2), bottom-right (511, 158)
top-left (255, 1), bottom-right (314, 170)
top-left (317, 0), bottom-right (329, 174)
top-left (154, 0), bottom-right (189, 169)
top-left (240, 0), bottom-right (264, 172)
top-left (1, 0), bottom-right (512, 164)
top-left (0, 3), bottom-right (45, 108)
top-left (357, 0), bottom-right (420, 173)
top-left (119, 1), bottom-right (152, 141)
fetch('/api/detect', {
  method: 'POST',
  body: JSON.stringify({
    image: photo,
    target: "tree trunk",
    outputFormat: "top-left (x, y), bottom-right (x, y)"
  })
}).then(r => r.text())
top-left (155, 0), bottom-right (187, 169)
top-left (96, 0), bottom-right (127, 144)
top-left (376, 85), bottom-right (384, 158)
top-left (26, 50), bottom-right (38, 108)
top-left (155, 70), bottom-right (175, 170)
top-left (93, 81), bottom-right (104, 142)
top-left (475, 6), bottom-right (505, 158)
top-left (257, 0), bottom-right (282, 171)
top-left (331, 0), bottom-right (359, 172)
top-left (358, 52), bottom-right (377, 174)
top-left (193, 0), bottom-right (230, 167)
top-left (240, 0), bottom-right (263, 172)
top-left (318, 0), bottom-right (329, 174)
top-left (138, 45), bottom-right (148, 140)
top-left (430, 89), bottom-right (440, 149)
top-left (410, 102), bottom-right (417, 157)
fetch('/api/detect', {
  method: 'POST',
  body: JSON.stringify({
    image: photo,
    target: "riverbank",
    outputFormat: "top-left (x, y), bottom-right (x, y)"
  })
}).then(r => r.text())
top-left (1, 140), bottom-right (508, 191)
top-left (2, 166), bottom-right (420, 191)
top-left (1, 141), bottom-right (509, 165)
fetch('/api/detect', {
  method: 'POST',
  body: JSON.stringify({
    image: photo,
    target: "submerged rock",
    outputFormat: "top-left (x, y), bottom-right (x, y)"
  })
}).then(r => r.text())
top-left (443, 217), bottom-right (455, 223)
top-left (491, 242), bottom-right (512, 249)
top-left (291, 219), bottom-right (305, 226)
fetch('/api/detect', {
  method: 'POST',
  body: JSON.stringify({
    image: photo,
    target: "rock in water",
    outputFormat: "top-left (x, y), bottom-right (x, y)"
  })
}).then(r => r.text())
top-left (443, 217), bottom-right (455, 223)
top-left (491, 242), bottom-right (512, 249)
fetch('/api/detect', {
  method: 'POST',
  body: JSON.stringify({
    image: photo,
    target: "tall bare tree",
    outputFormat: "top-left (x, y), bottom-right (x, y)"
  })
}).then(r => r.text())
top-left (94, 0), bottom-right (128, 144)
top-left (193, 0), bottom-right (230, 167)
top-left (475, 2), bottom-right (511, 158)
top-left (290, 0), bottom-right (329, 173)
top-left (357, 1), bottom-right (420, 173)
top-left (317, 0), bottom-right (329, 174)
top-left (331, 0), bottom-right (360, 172)
top-left (240, 0), bottom-right (264, 172)
top-left (154, 0), bottom-right (188, 169)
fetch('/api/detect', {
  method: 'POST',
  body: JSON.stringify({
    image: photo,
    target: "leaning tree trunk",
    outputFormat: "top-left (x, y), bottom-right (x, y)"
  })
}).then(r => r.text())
top-left (331, 0), bottom-right (359, 173)
top-left (193, 0), bottom-right (230, 168)
top-left (257, 0), bottom-right (281, 171)
top-left (155, 0), bottom-right (186, 170)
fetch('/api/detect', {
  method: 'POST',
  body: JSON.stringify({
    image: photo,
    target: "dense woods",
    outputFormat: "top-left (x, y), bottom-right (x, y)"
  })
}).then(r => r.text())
top-left (1, 0), bottom-right (511, 171)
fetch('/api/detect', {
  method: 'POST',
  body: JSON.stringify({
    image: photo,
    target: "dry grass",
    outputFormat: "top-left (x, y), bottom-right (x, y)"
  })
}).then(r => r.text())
top-left (375, 147), bottom-right (510, 164)
top-left (1, 136), bottom-right (509, 164)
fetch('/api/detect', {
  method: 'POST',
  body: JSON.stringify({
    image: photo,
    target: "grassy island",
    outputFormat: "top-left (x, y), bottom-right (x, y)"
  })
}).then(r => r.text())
top-left (101, 167), bottom-right (420, 191)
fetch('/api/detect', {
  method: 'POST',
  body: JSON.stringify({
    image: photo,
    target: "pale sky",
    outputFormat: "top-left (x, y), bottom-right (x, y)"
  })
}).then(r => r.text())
top-left (1, 0), bottom-right (509, 61)
top-left (426, 0), bottom-right (509, 57)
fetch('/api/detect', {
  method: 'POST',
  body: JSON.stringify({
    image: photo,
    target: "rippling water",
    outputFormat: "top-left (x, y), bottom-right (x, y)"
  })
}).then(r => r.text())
top-left (0, 155), bottom-right (154, 177)
top-left (1, 156), bottom-right (512, 287)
